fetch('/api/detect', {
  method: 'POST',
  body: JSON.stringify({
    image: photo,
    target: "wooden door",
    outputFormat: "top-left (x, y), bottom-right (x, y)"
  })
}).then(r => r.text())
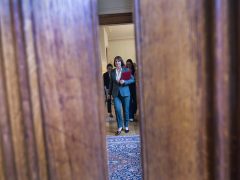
top-left (0, 0), bottom-right (107, 179)
top-left (135, 0), bottom-right (240, 180)
top-left (0, 0), bottom-right (240, 180)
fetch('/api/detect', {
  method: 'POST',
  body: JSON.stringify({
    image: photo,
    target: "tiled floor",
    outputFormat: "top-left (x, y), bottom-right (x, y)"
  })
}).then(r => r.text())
top-left (105, 115), bottom-right (140, 136)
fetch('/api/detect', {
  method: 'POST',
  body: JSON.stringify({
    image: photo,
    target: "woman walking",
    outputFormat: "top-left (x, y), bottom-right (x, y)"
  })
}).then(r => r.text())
top-left (109, 56), bottom-right (135, 135)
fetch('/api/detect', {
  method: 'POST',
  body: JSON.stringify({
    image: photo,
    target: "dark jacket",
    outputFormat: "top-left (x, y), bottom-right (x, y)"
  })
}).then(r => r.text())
top-left (103, 71), bottom-right (111, 89)
top-left (109, 68), bottom-right (135, 98)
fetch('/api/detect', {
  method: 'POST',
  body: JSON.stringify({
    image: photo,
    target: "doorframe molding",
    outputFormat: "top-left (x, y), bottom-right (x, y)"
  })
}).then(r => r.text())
top-left (99, 13), bottom-right (133, 25)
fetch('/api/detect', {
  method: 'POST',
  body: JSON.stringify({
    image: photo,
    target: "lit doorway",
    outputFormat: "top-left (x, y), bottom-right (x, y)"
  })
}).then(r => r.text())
top-left (98, 1), bottom-right (142, 179)
top-left (99, 24), bottom-right (140, 136)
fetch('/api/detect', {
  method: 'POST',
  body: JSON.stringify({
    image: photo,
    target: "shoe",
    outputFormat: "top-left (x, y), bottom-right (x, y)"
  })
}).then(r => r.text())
top-left (115, 130), bottom-right (122, 136)
top-left (125, 129), bottom-right (129, 133)
top-left (129, 118), bottom-right (134, 122)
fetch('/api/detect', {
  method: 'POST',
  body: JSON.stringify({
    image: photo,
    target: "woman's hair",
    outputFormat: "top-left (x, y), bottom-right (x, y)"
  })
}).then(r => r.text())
top-left (107, 63), bottom-right (113, 68)
top-left (126, 59), bottom-right (135, 75)
top-left (114, 56), bottom-right (125, 67)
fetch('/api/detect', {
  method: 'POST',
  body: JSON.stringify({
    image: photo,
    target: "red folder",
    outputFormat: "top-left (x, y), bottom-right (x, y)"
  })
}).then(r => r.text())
top-left (121, 71), bottom-right (131, 80)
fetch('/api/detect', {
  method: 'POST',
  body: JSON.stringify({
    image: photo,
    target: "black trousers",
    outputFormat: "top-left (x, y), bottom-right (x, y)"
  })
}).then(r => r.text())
top-left (129, 83), bottom-right (137, 119)
top-left (107, 97), bottom-right (112, 113)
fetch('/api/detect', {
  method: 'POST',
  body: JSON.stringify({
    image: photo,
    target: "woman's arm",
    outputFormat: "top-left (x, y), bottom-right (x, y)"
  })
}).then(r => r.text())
top-left (123, 74), bottom-right (135, 85)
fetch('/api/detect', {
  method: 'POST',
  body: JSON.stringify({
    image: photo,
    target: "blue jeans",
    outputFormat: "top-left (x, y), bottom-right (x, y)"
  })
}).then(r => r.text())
top-left (113, 93), bottom-right (130, 129)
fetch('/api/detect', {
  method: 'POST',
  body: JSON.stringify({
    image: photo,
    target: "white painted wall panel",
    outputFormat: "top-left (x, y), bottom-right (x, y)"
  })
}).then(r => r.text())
top-left (98, 0), bottom-right (133, 14)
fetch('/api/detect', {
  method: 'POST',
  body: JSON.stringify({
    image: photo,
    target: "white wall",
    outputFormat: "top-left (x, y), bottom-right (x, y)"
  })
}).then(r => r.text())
top-left (99, 27), bottom-right (109, 73)
top-left (99, 25), bottom-right (136, 73)
top-left (108, 39), bottom-right (136, 65)
top-left (98, 0), bottom-right (133, 14)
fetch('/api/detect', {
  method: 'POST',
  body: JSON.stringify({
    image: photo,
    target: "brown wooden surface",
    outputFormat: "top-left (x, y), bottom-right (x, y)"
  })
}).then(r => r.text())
top-left (136, 0), bottom-right (207, 179)
top-left (0, 0), bottom-right (29, 179)
top-left (1, 0), bottom-right (240, 179)
top-left (31, 0), bottom-right (107, 178)
top-left (135, 0), bottom-right (239, 180)
top-left (0, 0), bottom-right (107, 179)
top-left (229, 1), bottom-right (240, 180)
top-left (22, 1), bottom-right (48, 179)
top-left (211, 0), bottom-right (230, 179)
top-left (99, 13), bottom-right (133, 25)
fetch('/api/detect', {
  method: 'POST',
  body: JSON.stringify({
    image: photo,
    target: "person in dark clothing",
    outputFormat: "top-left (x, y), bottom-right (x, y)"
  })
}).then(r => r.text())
top-left (103, 63), bottom-right (113, 118)
top-left (126, 59), bottom-right (137, 121)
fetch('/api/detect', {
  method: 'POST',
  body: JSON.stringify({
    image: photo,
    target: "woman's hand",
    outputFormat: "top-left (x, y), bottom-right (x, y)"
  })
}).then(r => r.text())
top-left (120, 80), bottom-right (125, 85)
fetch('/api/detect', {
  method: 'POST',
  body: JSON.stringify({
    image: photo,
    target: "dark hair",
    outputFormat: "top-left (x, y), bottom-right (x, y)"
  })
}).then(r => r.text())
top-left (107, 63), bottom-right (113, 68)
top-left (126, 59), bottom-right (135, 75)
top-left (114, 56), bottom-right (125, 67)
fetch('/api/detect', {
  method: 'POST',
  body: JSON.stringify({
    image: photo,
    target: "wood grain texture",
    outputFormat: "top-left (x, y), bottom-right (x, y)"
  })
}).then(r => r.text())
top-left (135, 0), bottom-right (208, 179)
top-left (0, 0), bottom-right (107, 179)
top-left (135, 0), bottom-right (240, 179)
top-left (31, 0), bottom-right (107, 179)
top-left (0, 138), bottom-right (5, 180)
top-left (0, 0), bottom-right (29, 179)
top-left (0, 36), bottom-right (9, 180)
top-left (211, 0), bottom-right (231, 179)
top-left (1, 0), bottom-right (239, 179)
top-left (0, 27), bottom-right (17, 180)
top-left (22, 1), bottom-right (48, 179)
top-left (12, 0), bottom-right (40, 179)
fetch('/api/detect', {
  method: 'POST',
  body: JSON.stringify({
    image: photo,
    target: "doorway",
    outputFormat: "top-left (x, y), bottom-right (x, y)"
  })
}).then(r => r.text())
top-left (99, 20), bottom-right (142, 179)
top-left (100, 24), bottom-right (140, 136)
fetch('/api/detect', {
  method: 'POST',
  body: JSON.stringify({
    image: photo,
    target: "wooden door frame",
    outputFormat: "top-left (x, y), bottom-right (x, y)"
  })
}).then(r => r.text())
top-left (99, 9), bottom-right (144, 178)
top-left (99, 13), bottom-right (133, 25)
top-left (133, 0), bottom-right (240, 179)
top-left (1, 0), bottom-right (240, 179)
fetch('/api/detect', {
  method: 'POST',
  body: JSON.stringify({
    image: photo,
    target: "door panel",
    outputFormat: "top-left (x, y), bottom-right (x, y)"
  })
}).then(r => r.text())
top-left (0, 0), bottom-right (30, 179)
top-left (0, 0), bottom-right (239, 179)
top-left (22, 1), bottom-right (48, 179)
top-left (135, 1), bottom-right (207, 179)
top-left (0, 0), bottom-right (107, 179)
top-left (135, 0), bottom-right (239, 180)
top-left (30, 1), bottom-right (107, 179)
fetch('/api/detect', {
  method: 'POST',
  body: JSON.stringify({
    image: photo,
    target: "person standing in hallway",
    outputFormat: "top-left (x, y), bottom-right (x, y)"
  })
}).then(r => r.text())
top-left (103, 63), bottom-right (114, 118)
top-left (126, 59), bottom-right (137, 121)
top-left (109, 56), bottom-right (135, 135)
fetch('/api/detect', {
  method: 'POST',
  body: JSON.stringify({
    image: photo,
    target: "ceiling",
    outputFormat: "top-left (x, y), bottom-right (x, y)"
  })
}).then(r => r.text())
top-left (105, 24), bottom-right (135, 40)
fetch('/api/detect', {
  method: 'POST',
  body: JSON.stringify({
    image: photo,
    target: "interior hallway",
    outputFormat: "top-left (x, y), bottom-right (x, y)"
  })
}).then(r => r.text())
top-left (105, 107), bottom-right (140, 136)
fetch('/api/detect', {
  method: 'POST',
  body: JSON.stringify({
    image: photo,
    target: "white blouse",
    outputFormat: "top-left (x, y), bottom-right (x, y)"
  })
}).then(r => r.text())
top-left (116, 68), bottom-right (122, 82)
